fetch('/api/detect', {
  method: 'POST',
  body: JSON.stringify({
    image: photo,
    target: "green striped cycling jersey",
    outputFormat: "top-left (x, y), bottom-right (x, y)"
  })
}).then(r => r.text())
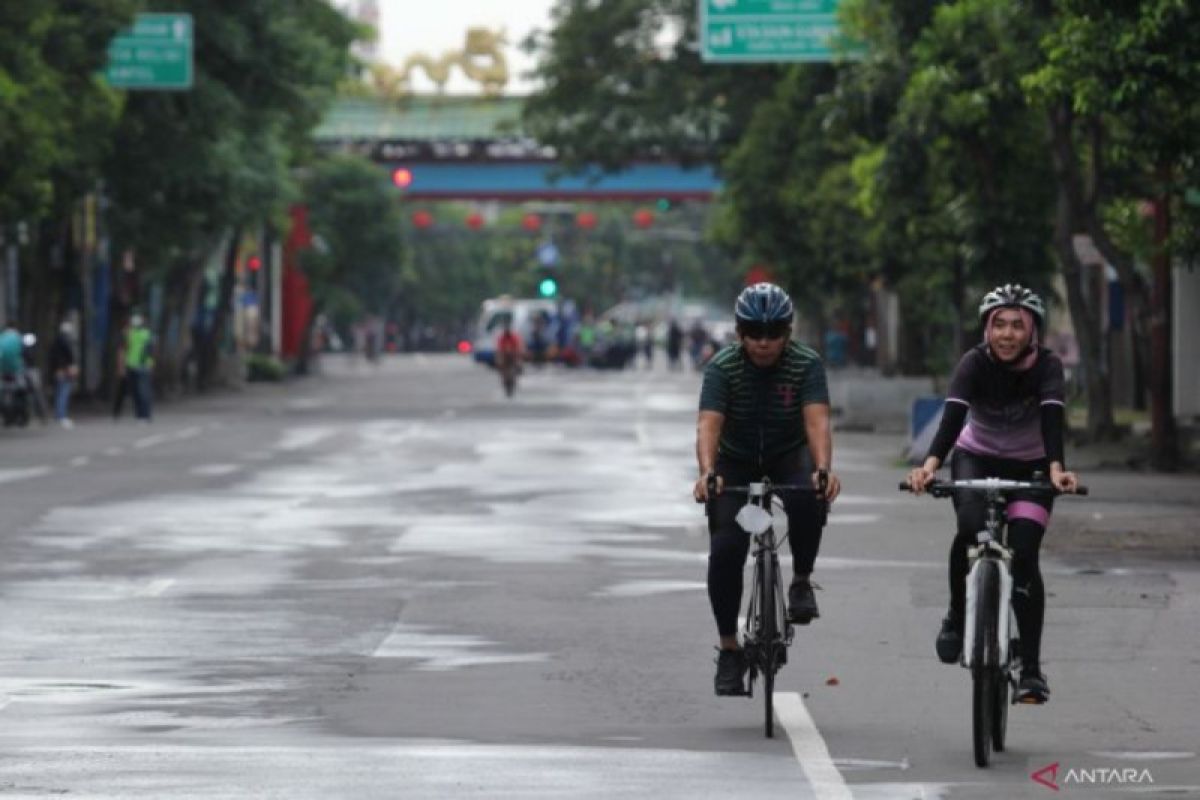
top-left (699, 341), bottom-right (830, 464)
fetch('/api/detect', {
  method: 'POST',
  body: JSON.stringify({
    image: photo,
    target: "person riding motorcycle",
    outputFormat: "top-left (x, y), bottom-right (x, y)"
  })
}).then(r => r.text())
top-left (495, 320), bottom-right (525, 397)
top-left (0, 321), bottom-right (30, 426)
top-left (693, 282), bottom-right (842, 696)
top-left (906, 284), bottom-right (1081, 704)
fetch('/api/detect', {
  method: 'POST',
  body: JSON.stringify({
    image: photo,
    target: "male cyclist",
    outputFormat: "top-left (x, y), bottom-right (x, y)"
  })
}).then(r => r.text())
top-left (693, 283), bottom-right (842, 696)
top-left (906, 284), bottom-right (1080, 704)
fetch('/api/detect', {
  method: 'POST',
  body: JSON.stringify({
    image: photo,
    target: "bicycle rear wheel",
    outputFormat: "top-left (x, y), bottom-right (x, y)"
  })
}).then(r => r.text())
top-left (970, 559), bottom-right (1001, 767)
top-left (760, 551), bottom-right (778, 738)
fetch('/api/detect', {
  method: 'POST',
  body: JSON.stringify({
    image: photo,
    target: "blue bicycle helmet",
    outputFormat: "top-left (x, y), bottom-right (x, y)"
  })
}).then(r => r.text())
top-left (735, 282), bottom-right (794, 324)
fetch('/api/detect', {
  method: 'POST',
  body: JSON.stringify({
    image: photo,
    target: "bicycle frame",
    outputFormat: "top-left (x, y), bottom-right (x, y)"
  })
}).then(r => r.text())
top-left (739, 482), bottom-right (793, 656)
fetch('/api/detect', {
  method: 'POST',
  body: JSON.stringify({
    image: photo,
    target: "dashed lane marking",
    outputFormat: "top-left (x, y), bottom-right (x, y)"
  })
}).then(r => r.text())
top-left (0, 466), bottom-right (53, 485)
top-left (136, 578), bottom-right (176, 597)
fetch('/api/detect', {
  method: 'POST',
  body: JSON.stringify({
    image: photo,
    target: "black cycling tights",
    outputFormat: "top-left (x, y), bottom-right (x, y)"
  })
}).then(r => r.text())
top-left (707, 484), bottom-right (824, 638)
top-left (949, 449), bottom-right (1053, 667)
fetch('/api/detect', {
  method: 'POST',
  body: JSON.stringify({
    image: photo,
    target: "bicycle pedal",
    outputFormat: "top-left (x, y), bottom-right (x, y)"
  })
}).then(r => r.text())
top-left (1015, 694), bottom-right (1047, 705)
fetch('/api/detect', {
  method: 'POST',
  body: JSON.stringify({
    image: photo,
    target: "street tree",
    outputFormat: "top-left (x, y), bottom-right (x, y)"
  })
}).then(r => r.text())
top-left (1024, 0), bottom-right (1200, 460)
top-left (523, 0), bottom-right (781, 170)
top-left (104, 0), bottom-right (358, 388)
top-left (301, 154), bottom-right (404, 364)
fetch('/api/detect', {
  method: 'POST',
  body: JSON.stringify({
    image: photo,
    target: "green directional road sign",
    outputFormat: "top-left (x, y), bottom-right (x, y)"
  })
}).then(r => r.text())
top-left (103, 13), bottom-right (194, 90)
top-left (700, 0), bottom-right (865, 63)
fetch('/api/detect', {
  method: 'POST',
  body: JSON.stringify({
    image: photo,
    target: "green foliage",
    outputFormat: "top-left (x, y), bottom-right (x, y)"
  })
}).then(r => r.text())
top-left (1024, 0), bottom-right (1200, 267)
top-left (0, 1), bottom-right (134, 220)
top-left (245, 352), bottom-right (286, 382)
top-left (301, 155), bottom-right (404, 325)
top-left (105, 0), bottom-right (358, 276)
top-left (523, 0), bottom-right (781, 170)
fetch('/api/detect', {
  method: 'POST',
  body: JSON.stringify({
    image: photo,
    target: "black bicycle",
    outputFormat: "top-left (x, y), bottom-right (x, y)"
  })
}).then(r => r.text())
top-left (711, 475), bottom-right (828, 738)
top-left (900, 476), bottom-right (1087, 767)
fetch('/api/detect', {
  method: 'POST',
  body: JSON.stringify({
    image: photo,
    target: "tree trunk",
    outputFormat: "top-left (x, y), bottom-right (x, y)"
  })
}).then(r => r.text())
top-left (1046, 101), bottom-right (1117, 440)
top-left (198, 228), bottom-right (241, 389)
top-left (294, 302), bottom-right (321, 375)
top-left (1149, 175), bottom-right (1178, 470)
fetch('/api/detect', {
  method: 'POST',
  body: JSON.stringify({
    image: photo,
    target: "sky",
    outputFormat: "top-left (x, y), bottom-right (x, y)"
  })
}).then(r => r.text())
top-left (345, 0), bottom-right (558, 95)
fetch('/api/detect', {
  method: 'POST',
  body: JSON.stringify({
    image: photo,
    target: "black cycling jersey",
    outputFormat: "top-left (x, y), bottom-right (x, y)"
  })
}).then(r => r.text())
top-left (927, 344), bottom-right (1066, 465)
top-left (699, 341), bottom-right (829, 466)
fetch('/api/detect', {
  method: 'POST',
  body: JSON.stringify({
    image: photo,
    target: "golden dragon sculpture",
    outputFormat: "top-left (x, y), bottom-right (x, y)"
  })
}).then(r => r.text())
top-left (369, 27), bottom-right (509, 97)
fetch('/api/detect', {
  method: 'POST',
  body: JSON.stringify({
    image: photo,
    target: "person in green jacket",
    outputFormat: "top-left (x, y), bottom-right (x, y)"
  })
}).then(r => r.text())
top-left (113, 313), bottom-right (154, 421)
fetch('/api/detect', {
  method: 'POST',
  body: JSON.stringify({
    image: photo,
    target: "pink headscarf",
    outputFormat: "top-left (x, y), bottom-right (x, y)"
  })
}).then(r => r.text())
top-left (984, 307), bottom-right (1039, 371)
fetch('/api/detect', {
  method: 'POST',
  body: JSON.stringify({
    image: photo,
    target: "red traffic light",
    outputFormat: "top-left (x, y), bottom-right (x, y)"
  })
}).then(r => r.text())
top-left (246, 255), bottom-right (263, 272)
top-left (412, 210), bottom-right (434, 229)
top-left (392, 168), bottom-right (413, 188)
top-left (576, 211), bottom-right (597, 230)
top-left (521, 213), bottom-right (542, 232)
top-left (466, 212), bottom-right (484, 230)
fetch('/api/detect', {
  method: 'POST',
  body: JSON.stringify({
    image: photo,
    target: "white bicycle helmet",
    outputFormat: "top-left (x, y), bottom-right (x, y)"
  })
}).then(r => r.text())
top-left (978, 284), bottom-right (1045, 325)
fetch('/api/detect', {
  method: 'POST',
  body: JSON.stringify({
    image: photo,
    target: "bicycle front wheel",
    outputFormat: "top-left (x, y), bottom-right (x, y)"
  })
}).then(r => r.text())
top-left (992, 671), bottom-right (1009, 751)
top-left (970, 559), bottom-right (1002, 767)
top-left (759, 552), bottom-right (778, 738)
top-left (972, 668), bottom-right (995, 767)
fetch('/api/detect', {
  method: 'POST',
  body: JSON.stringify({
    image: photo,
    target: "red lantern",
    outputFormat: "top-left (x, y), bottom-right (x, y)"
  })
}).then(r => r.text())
top-left (466, 212), bottom-right (484, 230)
top-left (521, 213), bottom-right (542, 232)
top-left (576, 211), bottom-right (598, 230)
top-left (392, 168), bottom-right (413, 188)
top-left (745, 264), bottom-right (773, 285)
top-left (412, 210), bottom-right (433, 229)
top-left (633, 208), bottom-right (655, 229)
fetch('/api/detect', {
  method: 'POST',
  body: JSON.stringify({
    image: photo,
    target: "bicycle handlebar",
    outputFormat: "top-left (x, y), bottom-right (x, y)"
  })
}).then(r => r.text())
top-left (897, 478), bottom-right (1089, 497)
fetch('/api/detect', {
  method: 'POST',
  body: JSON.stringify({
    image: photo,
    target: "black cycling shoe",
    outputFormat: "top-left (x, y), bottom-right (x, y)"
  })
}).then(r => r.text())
top-left (936, 614), bottom-right (963, 664)
top-left (1016, 667), bottom-right (1050, 704)
top-left (714, 648), bottom-right (748, 696)
top-left (787, 578), bottom-right (820, 624)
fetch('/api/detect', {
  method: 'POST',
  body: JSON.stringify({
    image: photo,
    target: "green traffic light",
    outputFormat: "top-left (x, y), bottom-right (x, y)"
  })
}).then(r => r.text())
top-left (538, 277), bottom-right (558, 298)
top-left (656, 197), bottom-right (672, 212)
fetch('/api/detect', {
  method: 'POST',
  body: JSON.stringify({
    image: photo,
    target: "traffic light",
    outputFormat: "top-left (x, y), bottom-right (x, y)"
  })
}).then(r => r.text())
top-left (246, 255), bottom-right (262, 272)
top-left (655, 197), bottom-right (673, 212)
top-left (538, 277), bottom-right (558, 298)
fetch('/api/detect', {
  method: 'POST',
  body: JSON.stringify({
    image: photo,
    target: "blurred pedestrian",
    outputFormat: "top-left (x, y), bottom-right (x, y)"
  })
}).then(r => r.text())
top-left (113, 313), bottom-right (154, 422)
top-left (666, 319), bottom-right (683, 371)
top-left (49, 319), bottom-right (79, 428)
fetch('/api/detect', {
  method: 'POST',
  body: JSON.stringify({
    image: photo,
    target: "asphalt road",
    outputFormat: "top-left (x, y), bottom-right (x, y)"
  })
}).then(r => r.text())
top-left (1, 354), bottom-right (1196, 798)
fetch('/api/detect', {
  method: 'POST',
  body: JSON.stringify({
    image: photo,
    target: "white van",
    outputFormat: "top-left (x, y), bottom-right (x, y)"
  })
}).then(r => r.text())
top-left (470, 297), bottom-right (558, 365)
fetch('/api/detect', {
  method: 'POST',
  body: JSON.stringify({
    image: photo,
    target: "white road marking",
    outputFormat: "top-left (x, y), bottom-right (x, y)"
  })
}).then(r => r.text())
top-left (69, 456), bottom-right (90, 467)
top-left (136, 578), bottom-right (175, 597)
top-left (635, 421), bottom-right (652, 448)
top-left (774, 691), bottom-right (853, 800)
top-left (103, 447), bottom-right (124, 457)
top-left (826, 513), bottom-right (882, 525)
top-left (0, 466), bottom-right (52, 485)
top-left (276, 427), bottom-right (336, 451)
top-left (191, 464), bottom-right (241, 477)
top-left (133, 433), bottom-right (169, 449)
